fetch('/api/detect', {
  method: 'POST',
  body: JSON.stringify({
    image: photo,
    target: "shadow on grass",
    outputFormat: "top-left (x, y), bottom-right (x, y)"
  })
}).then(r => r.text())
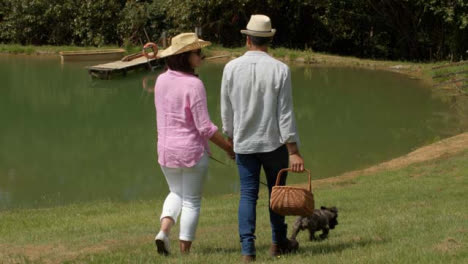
top-left (298, 238), bottom-right (388, 255)
top-left (198, 243), bottom-right (279, 255)
top-left (197, 238), bottom-right (386, 256)
top-left (198, 247), bottom-right (240, 254)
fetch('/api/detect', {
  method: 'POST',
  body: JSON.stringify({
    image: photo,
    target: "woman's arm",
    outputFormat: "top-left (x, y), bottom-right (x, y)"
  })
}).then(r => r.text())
top-left (190, 80), bottom-right (234, 158)
top-left (210, 131), bottom-right (235, 159)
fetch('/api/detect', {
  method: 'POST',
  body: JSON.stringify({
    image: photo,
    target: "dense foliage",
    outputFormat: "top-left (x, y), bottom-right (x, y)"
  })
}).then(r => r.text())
top-left (0, 0), bottom-right (466, 61)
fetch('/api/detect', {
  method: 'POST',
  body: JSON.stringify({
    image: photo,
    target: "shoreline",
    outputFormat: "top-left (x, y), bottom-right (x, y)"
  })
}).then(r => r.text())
top-left (0, 44), bottom-right (462, 80)
top-left (308, 131), bottom-right (468, 189)
top-left (2, 43), bottom-right (466, 97)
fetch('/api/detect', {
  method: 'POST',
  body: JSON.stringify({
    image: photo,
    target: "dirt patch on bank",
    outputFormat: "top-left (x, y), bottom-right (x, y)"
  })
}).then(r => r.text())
top-left (311, 132), bottom-right (468, 188)
top-left (433, 237), bottom-right (463, 255)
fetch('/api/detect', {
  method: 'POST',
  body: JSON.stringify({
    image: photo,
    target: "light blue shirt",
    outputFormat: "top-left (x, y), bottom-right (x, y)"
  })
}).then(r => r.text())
top-left (221, 51), bottom-right (299, 154)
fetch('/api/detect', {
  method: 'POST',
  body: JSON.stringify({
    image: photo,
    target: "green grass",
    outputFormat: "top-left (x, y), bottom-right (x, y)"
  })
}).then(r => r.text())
top-left (1, 151), bottom-right (467, 264)
top-left (430, 63), bottom-right (468, 93)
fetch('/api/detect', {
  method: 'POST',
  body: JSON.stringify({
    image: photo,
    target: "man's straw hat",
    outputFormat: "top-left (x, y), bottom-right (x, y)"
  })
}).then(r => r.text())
top-left (158, 33), bottom-right (211, 58)
top-left (241, 15), bottom-right (276, 37)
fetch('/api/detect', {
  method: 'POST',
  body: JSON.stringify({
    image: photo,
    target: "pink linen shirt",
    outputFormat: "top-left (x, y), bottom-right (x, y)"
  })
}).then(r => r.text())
top-left (154, 69), bottom-right (218, 168)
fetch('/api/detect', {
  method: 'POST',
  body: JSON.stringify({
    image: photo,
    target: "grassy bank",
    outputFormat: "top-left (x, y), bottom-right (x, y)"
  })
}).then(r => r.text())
top-left (205, 45), bottom-right (467, 91)
top-left (1, 150), bottom-right (466, 263)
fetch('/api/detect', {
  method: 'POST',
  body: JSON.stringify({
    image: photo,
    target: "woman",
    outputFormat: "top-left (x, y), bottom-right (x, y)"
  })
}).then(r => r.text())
top-left (153, 33), bottom-right (234, 255)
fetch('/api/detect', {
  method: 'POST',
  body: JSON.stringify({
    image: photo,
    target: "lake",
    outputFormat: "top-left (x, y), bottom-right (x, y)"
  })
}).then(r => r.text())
top-left (0, 55), bottom-right (461, 210)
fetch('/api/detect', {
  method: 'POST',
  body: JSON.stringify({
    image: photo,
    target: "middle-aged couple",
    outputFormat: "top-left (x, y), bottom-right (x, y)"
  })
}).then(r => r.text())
top-left (153, 14), bottom-right (305, 262)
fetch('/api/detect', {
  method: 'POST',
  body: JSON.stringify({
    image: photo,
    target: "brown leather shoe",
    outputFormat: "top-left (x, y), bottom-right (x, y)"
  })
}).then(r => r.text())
top-left (242, 255), bottom-right (256, 263)
top-left (269, 239), bottom-right (299, 256)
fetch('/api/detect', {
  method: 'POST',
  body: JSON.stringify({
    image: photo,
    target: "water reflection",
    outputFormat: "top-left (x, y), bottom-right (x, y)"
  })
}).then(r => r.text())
top-left (0, 188), bottom-right (12, 207)
top-left (142, 75), bottom-right (156, 93)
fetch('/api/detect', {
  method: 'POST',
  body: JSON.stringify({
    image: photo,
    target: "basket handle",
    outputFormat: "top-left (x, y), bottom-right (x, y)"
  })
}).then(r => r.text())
top-left (275, 168), bottom-right (312, 192)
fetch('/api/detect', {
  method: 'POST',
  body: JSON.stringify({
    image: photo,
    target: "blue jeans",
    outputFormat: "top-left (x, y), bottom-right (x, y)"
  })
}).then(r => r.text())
top-left (236, 145), bottom-right (289, 256)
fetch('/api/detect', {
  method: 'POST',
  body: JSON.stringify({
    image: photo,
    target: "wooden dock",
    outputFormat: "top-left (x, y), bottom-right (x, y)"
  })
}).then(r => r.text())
top-left (87, 53), bottom-right (161, 79)
top-left (60, 49), bottom-right (125, 63)
top-left (86, 53), bottom-right (230, 79)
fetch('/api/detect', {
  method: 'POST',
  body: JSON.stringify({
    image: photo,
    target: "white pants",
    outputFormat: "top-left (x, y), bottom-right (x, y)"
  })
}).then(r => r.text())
top-left (159, 153), bottom-right (209, 241)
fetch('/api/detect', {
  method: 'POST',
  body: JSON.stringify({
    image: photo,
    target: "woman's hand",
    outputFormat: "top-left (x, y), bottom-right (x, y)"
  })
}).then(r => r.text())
top-left (210, 132), bottom-right (235, 160)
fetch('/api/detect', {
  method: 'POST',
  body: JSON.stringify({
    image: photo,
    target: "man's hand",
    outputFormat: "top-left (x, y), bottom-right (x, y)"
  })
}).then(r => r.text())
top-left (286, 142), bottom-right (304, 172)
top-left (226, 137), bottom-right (236, 160)
top-left (289, 153), bottom-right (304, 172)
top-left (226, 141), bottom-right (235, 160)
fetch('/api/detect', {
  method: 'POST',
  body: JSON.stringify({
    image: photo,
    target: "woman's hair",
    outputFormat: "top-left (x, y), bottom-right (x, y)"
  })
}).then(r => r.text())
top-left (164, 51), bottom-right (195, 75)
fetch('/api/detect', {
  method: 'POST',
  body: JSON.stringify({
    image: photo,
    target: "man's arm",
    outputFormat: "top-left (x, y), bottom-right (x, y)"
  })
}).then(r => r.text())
top-left (278, 68), bottom-right (304, 172)
top-left (221, 66), bottom-right (234, 139)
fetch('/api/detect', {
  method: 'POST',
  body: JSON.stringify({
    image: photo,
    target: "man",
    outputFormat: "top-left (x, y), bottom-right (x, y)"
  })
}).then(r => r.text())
top-left (221, 14), bottom-right (305, 262)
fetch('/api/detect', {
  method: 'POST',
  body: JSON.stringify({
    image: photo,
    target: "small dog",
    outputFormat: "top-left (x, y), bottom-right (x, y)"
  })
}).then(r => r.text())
top-left (290, 206), bottom-right (338, 241)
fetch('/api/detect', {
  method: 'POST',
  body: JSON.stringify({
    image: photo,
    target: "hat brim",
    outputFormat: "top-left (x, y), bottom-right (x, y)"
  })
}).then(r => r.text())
top-left (240, 29), bottom-right (276, 37)
top-left (158, 40), bottom-right (211, 58)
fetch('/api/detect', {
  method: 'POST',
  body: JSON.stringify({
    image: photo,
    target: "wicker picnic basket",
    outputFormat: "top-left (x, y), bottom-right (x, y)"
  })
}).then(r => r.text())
top-left (270, 168), bottom-right (315, 216)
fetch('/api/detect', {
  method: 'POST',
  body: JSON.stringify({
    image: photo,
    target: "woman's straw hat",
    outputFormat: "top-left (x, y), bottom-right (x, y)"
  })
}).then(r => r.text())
top-left (241, 15), bottom-right (276, 37)
top-left (158, 33), bottom-right (211, 58)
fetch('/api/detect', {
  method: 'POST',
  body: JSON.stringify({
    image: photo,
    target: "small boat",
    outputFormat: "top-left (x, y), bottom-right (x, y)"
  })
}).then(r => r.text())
top-left (59, 49), bottom-right (126, 63)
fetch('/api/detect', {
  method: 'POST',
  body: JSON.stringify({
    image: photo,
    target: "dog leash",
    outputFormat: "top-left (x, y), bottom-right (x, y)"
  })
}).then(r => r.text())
top-left (209, 155), bottom-right (268, 187)
top-left (209, 155), bottom-right (229, 166)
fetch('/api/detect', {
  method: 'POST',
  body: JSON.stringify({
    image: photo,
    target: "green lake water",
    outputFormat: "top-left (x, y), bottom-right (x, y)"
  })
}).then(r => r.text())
top-left (0, 55), bottom-right (461, 210)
